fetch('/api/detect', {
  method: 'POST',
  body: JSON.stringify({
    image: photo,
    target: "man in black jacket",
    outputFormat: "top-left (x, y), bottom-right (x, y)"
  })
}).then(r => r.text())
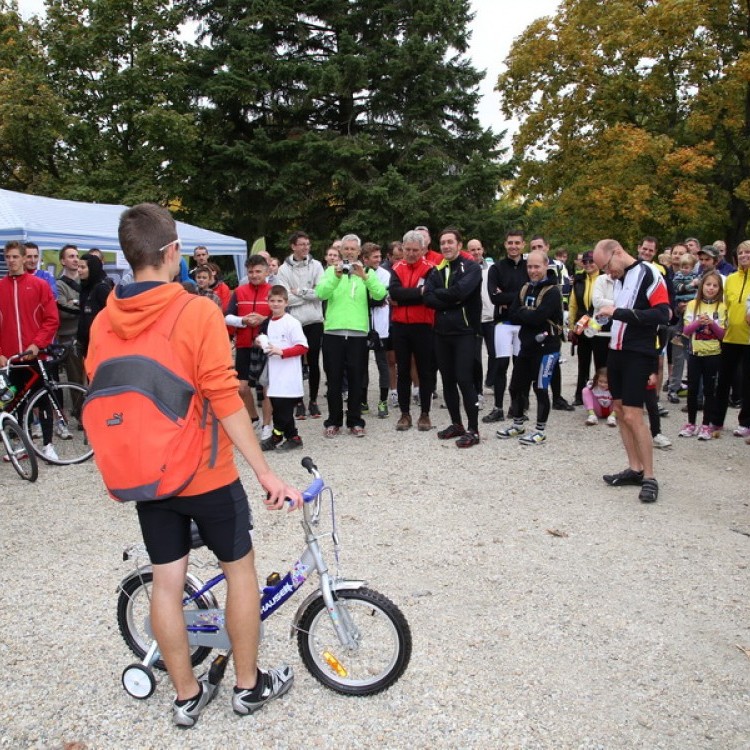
top-left (496, 251), bottom-right (563, 445)
top-left (423, 228), bottom-right (482, 447)
top-left (484, 230), bottom-right (528, 423)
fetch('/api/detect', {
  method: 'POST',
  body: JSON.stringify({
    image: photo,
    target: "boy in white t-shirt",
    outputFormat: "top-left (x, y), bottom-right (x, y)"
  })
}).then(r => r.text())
top-left (261, 286), bottom-right (309, 451)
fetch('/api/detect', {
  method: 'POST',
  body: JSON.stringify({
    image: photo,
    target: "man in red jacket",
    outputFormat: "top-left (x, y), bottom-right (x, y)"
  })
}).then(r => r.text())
top-left (389, 230), bottom-right (436, 431)
top-left (0, 240), bottom-right (60, 460)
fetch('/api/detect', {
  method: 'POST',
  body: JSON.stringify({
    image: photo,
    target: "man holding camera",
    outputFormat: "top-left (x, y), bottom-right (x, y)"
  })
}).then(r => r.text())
top-left (315, 234), bottom-right (387, 437)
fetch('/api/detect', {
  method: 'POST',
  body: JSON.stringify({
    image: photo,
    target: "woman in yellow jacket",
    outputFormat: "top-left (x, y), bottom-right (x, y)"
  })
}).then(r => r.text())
top-left (713, 240), bottom-right (750, 436)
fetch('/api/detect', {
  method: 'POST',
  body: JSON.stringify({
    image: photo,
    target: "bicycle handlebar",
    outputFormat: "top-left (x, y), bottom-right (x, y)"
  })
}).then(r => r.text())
top-left (5, 343), bottom-right (69, 369)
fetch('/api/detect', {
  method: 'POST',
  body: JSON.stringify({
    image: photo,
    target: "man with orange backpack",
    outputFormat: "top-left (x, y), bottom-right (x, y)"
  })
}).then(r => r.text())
top-left (84, 203), bottom-right (302, 728)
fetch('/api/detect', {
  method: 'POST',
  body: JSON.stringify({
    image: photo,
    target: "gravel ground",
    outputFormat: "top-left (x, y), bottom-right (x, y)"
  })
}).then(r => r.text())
top-left (1, 359), bottom-right (749, 749)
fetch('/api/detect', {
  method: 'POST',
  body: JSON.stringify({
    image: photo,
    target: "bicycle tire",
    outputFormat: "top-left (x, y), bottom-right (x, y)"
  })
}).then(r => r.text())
top-left (297, 587), bottom-right (412, 696)
top-left (1, 415), bottom-right (38, 481)
top-left (117, 571), bottom-right (213, 671)
top-left (22, 382), bottom-right (93, 465)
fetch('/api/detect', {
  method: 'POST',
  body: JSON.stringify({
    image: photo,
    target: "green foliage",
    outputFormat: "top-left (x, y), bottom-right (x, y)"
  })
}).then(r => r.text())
top-left (182, 0), bottom-right (505, 247)
top-left (497, 0), bottom-right (750, 251)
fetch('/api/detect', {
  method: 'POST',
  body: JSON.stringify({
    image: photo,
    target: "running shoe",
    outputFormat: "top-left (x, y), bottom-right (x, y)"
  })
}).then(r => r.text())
top-left (173, 676), bottom-right (218, 728)
top-left (437, 424), bottom-right (465, 440)
top-left (552, 396), bottom-right (575, 411)
top-left (308, 401), bottom-right (321, 419)
top-left (377, 401), bottom-right (389, 418)
top-left (349, 425), bottom-right (366, 437)
top-left (657, 404), bottom-right (669, 418)
top-left (732, 425), bottom-right (750, 438)
top-left (585, 414), bottom-right (598, 426)
top-left (697, 425), bottom-right (713, 441)
top-left (360, 403), bottom-right (370, 415)
top-left (667, 392), bottom-right (680, 404)
top-left (389, 390), bottom-right (398, 408)
top-left (260, 424), bottom-right (273, 441)
top-left (678, 423), bottom-right (697, 438)
top-left (41, 443), bottom-right (59, 462)
top-left (603, 468), bottom-right (643, 486)
top-left (31, 421), bottom-right (42, 439)
top-left (652, 433), bottom-right (672, 449)
top-left (232, 665), bottom-right (294, 716)
top-left (324, 426), bottom-right (340, 438)
top-left (481, 407), bottom-right (504, 424)
top-left (477, 394), bottom-right (485, 410)
top-left (278, 435), bottom-right (303, 450)
top-left (294, 402), bottom-right (307, 420)
top-left (456, 430), bottom-right (479, 448)
top-left (496, 424), bottom-right (525, 439)
top-left (55, 422), bottom-right (72, 440)
top-left (606, 413), bottom-right (617, 427)
top-left (518, 431), bottom-right (546, 445)
top-left (638, 478), bottom-right (659, 503)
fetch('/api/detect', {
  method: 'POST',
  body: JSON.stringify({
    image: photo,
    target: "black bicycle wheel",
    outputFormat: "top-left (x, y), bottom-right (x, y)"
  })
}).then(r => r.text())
top-left (23, 382), bottom-right (93, 465)
top-left (1, 415), bottom-right (38, 481)
top-left (117, 571), bottom-right (213, 670)
top-left (297, 587), bottom-right (412, 696)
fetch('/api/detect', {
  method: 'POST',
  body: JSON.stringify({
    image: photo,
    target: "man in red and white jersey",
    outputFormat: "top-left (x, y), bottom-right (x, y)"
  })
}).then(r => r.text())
top-left (593, 239), bottom-right (670, 503)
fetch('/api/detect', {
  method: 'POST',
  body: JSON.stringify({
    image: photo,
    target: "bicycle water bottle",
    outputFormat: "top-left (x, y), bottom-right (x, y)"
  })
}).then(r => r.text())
top-left (0, 375), bottom-right (16, 409)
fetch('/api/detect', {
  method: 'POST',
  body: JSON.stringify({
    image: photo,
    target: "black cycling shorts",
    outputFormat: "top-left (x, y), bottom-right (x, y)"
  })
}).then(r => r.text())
top-left (136, 479), bottom-right (253, 565)
top-left (607, 349), bottom-right (657, 408)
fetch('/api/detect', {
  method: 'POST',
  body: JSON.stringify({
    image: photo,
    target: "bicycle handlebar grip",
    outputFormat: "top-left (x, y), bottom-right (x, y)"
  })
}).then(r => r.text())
top-left (301, 456), bottom-right (317, 472)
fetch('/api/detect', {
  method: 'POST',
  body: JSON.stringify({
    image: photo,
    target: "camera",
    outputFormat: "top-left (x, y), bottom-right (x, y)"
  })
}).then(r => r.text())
top-left (341, 260), bottom-right (352, 274)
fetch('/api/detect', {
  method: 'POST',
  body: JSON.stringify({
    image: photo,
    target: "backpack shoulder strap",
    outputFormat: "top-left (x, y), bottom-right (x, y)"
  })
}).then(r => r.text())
top-left (519, 283), bottom-right (530, 303)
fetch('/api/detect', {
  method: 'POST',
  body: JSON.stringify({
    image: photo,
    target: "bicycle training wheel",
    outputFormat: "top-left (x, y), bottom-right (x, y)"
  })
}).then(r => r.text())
top-left (117, 572), bottom-right (213, 670)
top-left (297, 587), bottom-right (412, 696)
top-left (1, 416), bottom-right (38, 481)
top-left (23, 382), bottom-right (93, 465)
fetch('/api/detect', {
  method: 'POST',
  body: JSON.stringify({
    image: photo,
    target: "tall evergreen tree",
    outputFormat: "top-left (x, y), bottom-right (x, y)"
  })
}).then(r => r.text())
top-left (40, 0), bottom-right (197, 204)
top-left (183, 0), bottom-right (504, 247)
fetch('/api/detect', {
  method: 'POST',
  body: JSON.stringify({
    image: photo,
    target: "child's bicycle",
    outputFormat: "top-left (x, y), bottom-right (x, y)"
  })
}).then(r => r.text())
top-left (0, 409), bottom-right (38, 481)
top-left (117, 457), bottom-right (412, 699)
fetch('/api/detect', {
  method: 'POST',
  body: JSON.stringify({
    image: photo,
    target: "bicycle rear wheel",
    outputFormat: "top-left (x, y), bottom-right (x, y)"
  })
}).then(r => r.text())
top-left (23, 382), bottom-right (93, 465)
top-left (1, 415), bottom-right (38, 481)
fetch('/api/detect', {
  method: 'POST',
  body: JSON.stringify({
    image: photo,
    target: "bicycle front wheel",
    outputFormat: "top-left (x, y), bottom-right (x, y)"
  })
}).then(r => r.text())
top-left (1, 415), bottom-right (38, 481)
top-left (297, 587), bottom-right (412, 696)
top-left (23, 382), bottom-right (93, 465)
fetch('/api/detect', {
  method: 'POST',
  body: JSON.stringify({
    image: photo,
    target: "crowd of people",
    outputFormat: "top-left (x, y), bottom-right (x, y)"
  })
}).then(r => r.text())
top-left (3, 214), bottom-right (749, 728)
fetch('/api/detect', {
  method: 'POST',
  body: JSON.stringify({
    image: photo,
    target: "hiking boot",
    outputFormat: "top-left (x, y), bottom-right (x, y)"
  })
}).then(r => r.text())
top-left (324, 426), bottom-right (340, 438)
top-left (678, 423), bottom-right (697, 438)
top-left (308, 401), bottom-right (321, 418)
top-left (437, 424), bottom-right (465, 440)
top-left (652, 433), bottom-right (672, 449)
top-left (349, 425), bottom-right (366, 437)
top-left (603, 468), bottom-right (644, 486)
top-left (278, 435), bottom-right (303, 450)
top-left (294, 402), bottom-right (307, 420)
top-left (638, 478), bottom-right (659, 503)
top-left (496, 424), bottom-right (525, 439)
top-left (173, 676), bottom-right (218, 728)
top-left (481, 407), bottom-right (504, 424)
top-left (697, 425), bottom-right (713, 441)
top-left (552, 396), bottom-right (575, 411)
top-left (377, 400), bottom-right (389, 418)
top-left (519, 431), bottom-right (546, 445)
top-left (417, 413), bottom-right (432, 431)
top-left (456, 430), bottom-right (479, 448)
top-left (396, 413), bottom-right (412, 431)
top-left (41, 443), bottom-right (59, 462)
top-left (585, 413), bottom-right (598, 426)
top-left (232, 665), bottom-right (294, 716)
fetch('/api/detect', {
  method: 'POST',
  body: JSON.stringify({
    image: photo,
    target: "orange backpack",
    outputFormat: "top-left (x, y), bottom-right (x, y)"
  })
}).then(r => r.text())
top-left (82, 293), bottom-right (216, 502)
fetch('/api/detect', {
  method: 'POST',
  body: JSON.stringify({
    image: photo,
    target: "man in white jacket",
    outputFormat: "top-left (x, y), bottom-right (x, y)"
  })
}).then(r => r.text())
top-left (275, 231), bottom-right (325, 418)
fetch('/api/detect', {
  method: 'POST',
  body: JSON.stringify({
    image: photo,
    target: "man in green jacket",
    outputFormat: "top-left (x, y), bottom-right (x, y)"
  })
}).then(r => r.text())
top-left (315, 234), bottom-right (387, 437)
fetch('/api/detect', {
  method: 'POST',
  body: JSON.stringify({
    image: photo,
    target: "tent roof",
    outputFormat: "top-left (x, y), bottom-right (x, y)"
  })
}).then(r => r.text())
top-left (0, 188), bottom-right (247, 256)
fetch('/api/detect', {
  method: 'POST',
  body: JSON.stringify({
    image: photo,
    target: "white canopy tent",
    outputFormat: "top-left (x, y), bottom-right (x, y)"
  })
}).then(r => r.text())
top-left (0, 188), bottom-right (247, 278)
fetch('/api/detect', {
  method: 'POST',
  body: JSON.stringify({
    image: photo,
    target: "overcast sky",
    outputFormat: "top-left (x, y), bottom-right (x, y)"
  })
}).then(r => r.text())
top-left (16, 0), bottom-right (560, 137)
